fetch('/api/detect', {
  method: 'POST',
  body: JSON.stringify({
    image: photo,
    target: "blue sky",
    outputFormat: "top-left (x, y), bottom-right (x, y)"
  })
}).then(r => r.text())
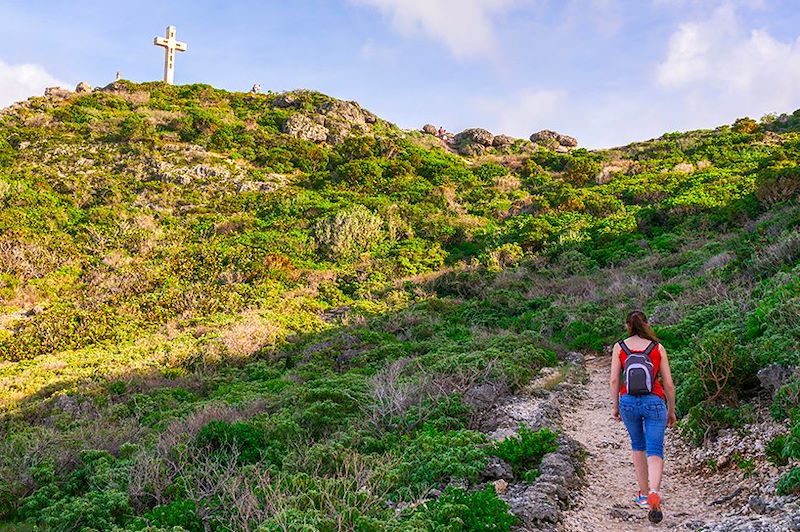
top-left (1, 0), bottom-right (799, 147)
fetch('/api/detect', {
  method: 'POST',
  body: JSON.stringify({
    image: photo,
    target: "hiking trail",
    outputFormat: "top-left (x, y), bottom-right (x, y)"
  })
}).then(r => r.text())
top-left (561, 354), bottom-right (721, 531)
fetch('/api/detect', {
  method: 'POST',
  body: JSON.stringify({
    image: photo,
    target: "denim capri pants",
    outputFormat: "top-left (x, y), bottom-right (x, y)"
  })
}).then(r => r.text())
top-left (619, 393), bottom-right (667, 458)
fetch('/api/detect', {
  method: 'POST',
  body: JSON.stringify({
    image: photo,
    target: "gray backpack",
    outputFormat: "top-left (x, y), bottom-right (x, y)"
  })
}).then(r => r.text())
top-left (620, 340), bottom-right (657, 395)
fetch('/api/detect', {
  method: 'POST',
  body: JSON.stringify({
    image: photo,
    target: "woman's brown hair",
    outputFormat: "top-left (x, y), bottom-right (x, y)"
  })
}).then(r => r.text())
top-left (626, 310), bottom-right (658, 343)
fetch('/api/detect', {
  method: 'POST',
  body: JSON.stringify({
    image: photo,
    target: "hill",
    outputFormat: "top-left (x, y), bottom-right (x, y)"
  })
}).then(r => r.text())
top-left (0, 82), bottom-right (798, 530)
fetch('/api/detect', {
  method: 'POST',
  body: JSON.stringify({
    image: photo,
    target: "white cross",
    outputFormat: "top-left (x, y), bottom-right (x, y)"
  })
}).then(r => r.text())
top-left (153, 26), bottom-right (187, 85)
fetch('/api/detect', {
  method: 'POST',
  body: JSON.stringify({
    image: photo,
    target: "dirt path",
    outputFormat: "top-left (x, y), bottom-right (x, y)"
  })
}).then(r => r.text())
top-left (561, 354), bottom-right (720, 531)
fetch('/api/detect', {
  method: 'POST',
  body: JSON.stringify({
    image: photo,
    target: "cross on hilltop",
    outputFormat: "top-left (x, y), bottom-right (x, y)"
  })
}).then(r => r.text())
top-left (153, 26), bottom-right (187, 85)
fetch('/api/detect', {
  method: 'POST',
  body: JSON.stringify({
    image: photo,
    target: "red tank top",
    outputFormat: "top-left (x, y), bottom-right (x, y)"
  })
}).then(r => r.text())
top-left (619, 341), bottom-right (665, 400)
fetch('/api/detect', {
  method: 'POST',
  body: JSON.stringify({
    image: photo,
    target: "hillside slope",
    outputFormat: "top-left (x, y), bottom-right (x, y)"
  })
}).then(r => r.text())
top-left (0, 82), bottom-right (798, 530)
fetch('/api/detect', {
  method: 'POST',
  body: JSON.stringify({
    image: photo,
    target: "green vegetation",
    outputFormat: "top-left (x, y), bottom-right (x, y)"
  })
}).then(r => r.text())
top-left (0, 83), bottom-right (798, 529)
top-left (491, 426), bottom-right (558, 481)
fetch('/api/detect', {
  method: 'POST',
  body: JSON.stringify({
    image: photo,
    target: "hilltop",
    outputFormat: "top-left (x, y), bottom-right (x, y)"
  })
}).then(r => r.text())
top-left (0, 82), bottom-right (798, 530)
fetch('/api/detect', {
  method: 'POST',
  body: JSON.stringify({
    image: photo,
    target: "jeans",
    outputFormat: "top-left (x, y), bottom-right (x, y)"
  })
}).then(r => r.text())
top-left (619, 394), bottom-right (667, 458)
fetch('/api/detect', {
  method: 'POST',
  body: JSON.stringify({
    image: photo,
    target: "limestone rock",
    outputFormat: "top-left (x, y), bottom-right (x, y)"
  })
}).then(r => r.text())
top-left (492, 134), bottom-right (516, 148)
top-left (283, 113), bottom-right (330, 142)
top-left (457, 143), bottom-right (486, 157)
top-left (273, 93), bottom-right (300, 109)
top-left (673, 162), bottom-right (695, 173)
top-left (464, 383), bottom-right (504, 412)
top-left (422, 124), bottom-right (437, 135)
top-left (75, 81), bottom-right (92, 93)
top-left (530, 129), bottom-right (578, 148)
top-left (454, 128), bottom-right (494, 147)
top-left (596, 164), bottom-right (624, 185)
top-left (317, 100), bottom-right (371, 127)
top-left (757, 364), bottom-right (795, 396)
top-left (44, 86), bottom-right (71, 99)
top-left (481, 456), bottom-right (514, 481)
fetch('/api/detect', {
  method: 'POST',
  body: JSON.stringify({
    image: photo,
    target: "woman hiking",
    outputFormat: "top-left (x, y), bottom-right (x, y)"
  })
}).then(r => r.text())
top-left (610, 310), bottom-right (677, 524)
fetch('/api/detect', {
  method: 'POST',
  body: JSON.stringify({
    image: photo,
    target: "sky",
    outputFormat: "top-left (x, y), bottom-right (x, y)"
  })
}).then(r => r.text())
top-left (1, 0), bottom-right (799, 148)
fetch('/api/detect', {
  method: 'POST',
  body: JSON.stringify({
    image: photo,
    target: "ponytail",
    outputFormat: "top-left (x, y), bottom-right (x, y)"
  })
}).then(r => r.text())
top-left (626, 310), bottom-right (658, 343)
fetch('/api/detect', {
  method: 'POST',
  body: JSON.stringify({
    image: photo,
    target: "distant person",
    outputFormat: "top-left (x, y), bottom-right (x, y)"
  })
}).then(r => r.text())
top-left (610, 310), bottom-right (677, 524)
top-left (438, 126), bottom-right (446, 138)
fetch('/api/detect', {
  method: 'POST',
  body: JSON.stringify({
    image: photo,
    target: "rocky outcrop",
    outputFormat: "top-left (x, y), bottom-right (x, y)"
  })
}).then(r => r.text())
top-left (75, 81), bottom-right (92, 93)
top-left (530, 129), bottom-right (578, 149)
top-left (422, 124), bottom-right (437, 135)
top-left (236, 173), bottom-right (288, 193)
top-left (454, 128), bottom-right (495, 156)
top-left (278, 99), bottom-right (379, 145)
top-left (318, 100), bottom-right (368, 126)
top-left (757, 364), bottom-right (796, 396)
top-left (477, 361), bottom-right (586, 531)
top-left (282, 113), bottom-right (330, 142)
top-left (504, 436), bottom-right (585, 531)
top-left (44, 87), bottom-right (71, 99)
top-left (492, 134), bottom-right (516, 148)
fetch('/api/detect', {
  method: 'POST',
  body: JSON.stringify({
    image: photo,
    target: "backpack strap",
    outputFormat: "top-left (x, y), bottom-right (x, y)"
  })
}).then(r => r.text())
top-left (619, 340), bottom-right (633, 357)
top-left (643, 341), bottom-right (657, 356)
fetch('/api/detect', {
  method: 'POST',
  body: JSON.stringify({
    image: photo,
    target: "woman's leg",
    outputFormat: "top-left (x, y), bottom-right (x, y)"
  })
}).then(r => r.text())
top-left (632, 450), bottom-right (649, 493)
top-left (642, 396), bottom-right (668, 490)
top-left (619, 396), bottom-right (649, 493)
top-left (647, 455), bottom-right (663, 491)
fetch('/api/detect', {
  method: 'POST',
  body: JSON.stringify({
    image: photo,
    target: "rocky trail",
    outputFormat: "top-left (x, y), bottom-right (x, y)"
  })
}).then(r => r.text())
top-left (561, 354), bottom-right (721, 531)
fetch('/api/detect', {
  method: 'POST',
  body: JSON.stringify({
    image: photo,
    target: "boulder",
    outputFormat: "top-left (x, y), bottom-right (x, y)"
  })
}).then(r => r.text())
top-left (454, 128), bottom-right (494, 147)
top-left (457, 143), bottom-right (486, 157)
top-left (672, 162), bottom-right (695, 173)
top-left (530, 129), bottom-right (578, 148)
top-left (317, 100), bottom-right (369, 127)
top-left (492, 134), bottom-right (516, 148)
top-left (464, 383), bottom-right (502, 411)
top-left (757, 364), bottom-right (795, 396)
top-left (422, 124), bottom-right (437, 135)
top-left (44, 86), bottom-right (71, 99)
top-left (75, 81), bottom-right (92, 93)
top-left (282, 113), bottom-right (330, 142)
top-left (273, 93), bottom-right (300, 108)
top-left (596, 164), bottom-right (625, 185)
top-left (480, 456), bottom-right (514, 481)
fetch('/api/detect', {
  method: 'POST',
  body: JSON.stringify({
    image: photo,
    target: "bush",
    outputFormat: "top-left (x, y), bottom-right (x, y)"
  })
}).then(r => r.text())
top-left (20, 489), bottom-right (132, 531)
top-left (314, 205), bottom-right (384, 260)
top-left (391, 427), bottom-right (488, 500)
top-left (680, 403), bottom-right (754, 444)
top-left (777, 467), bottom-right (800, 496)
top-left (420, 485), bottom-right (515, 531)
top-left (766, 434), bottom-right (789, 466)
top-left (136, 499), bottom-right (203, 531)
top-left (491, 426), bottom-right (558, 481)
top-left (195, 420), bottom-right (267, 464)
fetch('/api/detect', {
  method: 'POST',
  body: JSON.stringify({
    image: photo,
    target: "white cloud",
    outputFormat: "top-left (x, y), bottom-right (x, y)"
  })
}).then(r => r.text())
top-left (477, 88), bottom-right (568, 137)
top-left (0, 58), bottom-right (68, 109)
top-left (656, 4), bottom-right (800, 121)
top-left (351, 0), bottom-right (520, 59)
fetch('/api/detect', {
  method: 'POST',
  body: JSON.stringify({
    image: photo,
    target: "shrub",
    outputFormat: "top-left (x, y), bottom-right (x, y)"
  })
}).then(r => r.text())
top-left (20, 489), bottom-right (132, 531)
top-left (756, 166), bottom-right (800, 206)
top-left (391, 427), bottom-right (488, 500)
top-left (766, 434), bottom-right (789, 466)
top-left (491, 426), bottom-right (558, 481)
top-left (732, 117), bottom-right (759, 134)
top-left (194, 420), bottom-right (267, 464)
top-left (313, 205), bottom-right (383, 260)
top-left (420, 485), bottom-right (515, 531)
top-left (680, 403), bottom-right (754, 444)
top-left (136, 499), bottom-right (203, 531)
top-left (777, 467), bottom-right (800, 496)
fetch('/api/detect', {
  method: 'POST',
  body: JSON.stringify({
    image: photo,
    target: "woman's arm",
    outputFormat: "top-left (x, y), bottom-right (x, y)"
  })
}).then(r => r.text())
top-left (610, 343), bottom-right (621, 421)
top-left (659, 345), bottom-right (678, 427)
